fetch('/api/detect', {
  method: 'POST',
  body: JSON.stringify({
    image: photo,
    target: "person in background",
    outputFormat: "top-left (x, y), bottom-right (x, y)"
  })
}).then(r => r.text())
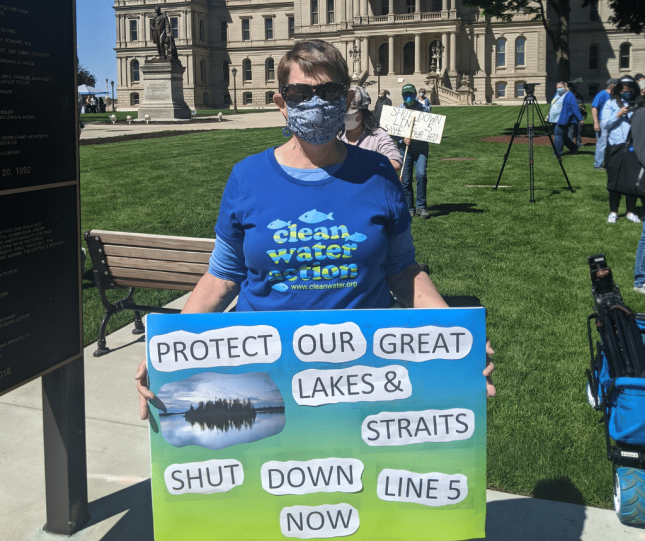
top-left (634, 73), bottom-right (645, 84)
top-left (549, 82), bottom-right (583, 156)
top-left (591, 78), bottom-right (617, 171)
top-left (417, 88), bottom-right (430, 112)
top-left (567, 81), bottom-right (587, 148)
top-left (631, 94), bottom-right (645, 293)
top-left (338, 86), bottom-right (402, 172)
top-left (394, 84), bottom-right (431, 219)
top-left (602, 76), bottom-right (641, 224)
top-left (373, 89), bottom-right (392, 122)
top-left (639, 79), bottom-right (645, 97)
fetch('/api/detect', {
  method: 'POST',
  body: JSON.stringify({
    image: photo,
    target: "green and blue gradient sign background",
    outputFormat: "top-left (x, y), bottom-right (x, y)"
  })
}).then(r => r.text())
top-left (146, 308), bottom-right (486, 540)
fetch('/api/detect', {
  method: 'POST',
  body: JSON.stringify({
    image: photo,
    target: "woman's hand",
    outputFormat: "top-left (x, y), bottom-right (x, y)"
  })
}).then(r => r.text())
top-left (484, 340), bottom-right (496, 399)
top-left (618, 107), bottom-right (630, 117)
top-left (403, 137), bottom-right (411, 146)
top-left (135, 358), bottom-right (155, 420)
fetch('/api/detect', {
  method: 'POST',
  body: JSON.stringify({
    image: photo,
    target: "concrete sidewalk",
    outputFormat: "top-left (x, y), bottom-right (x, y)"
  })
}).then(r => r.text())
top-left (0, 293), bottom-right (643, 541)
top-left (80, 111), bottom-right (285, 140)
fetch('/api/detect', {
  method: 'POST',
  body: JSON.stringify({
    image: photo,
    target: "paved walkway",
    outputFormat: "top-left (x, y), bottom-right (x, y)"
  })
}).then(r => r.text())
top-left (80, 111), bottom-right (285, 140)
top-left (1, 294), bottom-right (643, 540)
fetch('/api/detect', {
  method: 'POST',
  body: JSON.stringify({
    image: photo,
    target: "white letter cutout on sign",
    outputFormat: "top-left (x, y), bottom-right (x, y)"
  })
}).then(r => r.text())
top-left (261, 458), bottom-right (364, 495)
top-left (149, 326), bottom-right (281, 371)
top-left (379, 104), bottom-right (447, 144)
top-left (164, 459), bottom-right (243, 495)
top-left (373, 325), bottom-right (472, 362)
top-left (280, 503), bottom-right (360, 539)
top-left (293, 365), bottom-right (412, 406)
top-left (362, 408), bottom-right (475, 446)
top-left (377, 469), bottom-right (468, 507)
top-left (293, 322), bottom-right (366, 363)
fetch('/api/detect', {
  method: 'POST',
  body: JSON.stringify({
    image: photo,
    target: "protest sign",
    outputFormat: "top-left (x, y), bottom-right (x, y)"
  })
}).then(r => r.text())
top-left (379, 105), bottom-right (447, 144)
top-left (146, 308), bottom-right (486, 541)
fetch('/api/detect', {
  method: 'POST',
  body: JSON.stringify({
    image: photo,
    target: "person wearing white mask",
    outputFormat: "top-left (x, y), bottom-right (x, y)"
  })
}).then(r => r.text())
top-left (338, 85), bottom-right (402, 172)
top-left (417, 87), bottom-right (430, 112)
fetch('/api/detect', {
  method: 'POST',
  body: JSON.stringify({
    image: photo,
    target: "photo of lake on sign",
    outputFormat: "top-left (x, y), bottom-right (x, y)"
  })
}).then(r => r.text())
top-left (157, 372), bottom-right (286, 450)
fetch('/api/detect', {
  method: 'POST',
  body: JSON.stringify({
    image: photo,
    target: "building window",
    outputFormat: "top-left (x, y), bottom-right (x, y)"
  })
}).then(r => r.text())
top-left (244, 92), bottom-right (253, 105)
top-left (266, 58), bottom-right (275, 81)
top-left (130, 20), bottom-right (138, 41)
top-left (620, 43), bottom-right (631, 69)
top-left (497, 83), bottom-right (506, 98)
top-left (243, 58), bottom-right (252, 81)
top-left (199, 19), bottom-right (205, 41)
top-left (589, 0), bottom-right (600, 22)
top-left (131, 92), bottom-right (140, 105)
top-left (382, 0), bottom-right (389, 15)
top-left (224, 93), bottom-right (231, 106)
top-left (265, 18), bottom-right (273, 40)
top-left (589, 45), bottom-right (599, 70)
top-left (516, 38), bottom-right (525, 66)
top-left (588, 84), bottom-right (599, 99)
top-left (312, 0), bottom-right (319, 24)
top-left (203, 92), bottom-right (209, 106)
top-left (200, 59), bottom-right (206, 82)
top-left (223, 61), bottom-right (230, 82)
top-left (516, 82), bottom-right (524, 98)
top-left (266, 91), bottom-right (275, 104)
top-left (131, 59), bottom-right (140, 83)
top-left (242, 19), bottom-right (250, 41)
top-left (220, 21), bottom-right (228, 42)
top-left (328, 0), bottom-right (334, 23)
top-left (432, 0), bottom-right (442, 10)
top-left (406, 0), bottom-right (414, 13)
top-left (170, 17), bottom-right (179, 39)
top-left (497, 39), bottom-right (506, 67)
top-left (288, 16), bottom-right (295, 37)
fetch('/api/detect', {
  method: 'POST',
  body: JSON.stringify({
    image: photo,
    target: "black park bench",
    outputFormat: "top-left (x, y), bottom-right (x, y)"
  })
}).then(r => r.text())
top-left (84, 230), bottom-right (218, 357)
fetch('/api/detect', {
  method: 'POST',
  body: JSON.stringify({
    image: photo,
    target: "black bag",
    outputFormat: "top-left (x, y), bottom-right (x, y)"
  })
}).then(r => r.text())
top-left (606, 131), bottom-right (645, 196)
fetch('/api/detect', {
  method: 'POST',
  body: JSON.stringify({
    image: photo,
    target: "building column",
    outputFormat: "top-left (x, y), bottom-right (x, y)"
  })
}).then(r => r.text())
top-left (388, 35), bottom-right (395, 75)
top-left (414, 34), bottom-right (421, 74)
top-left (415, 0), bottom-right (420, 12)
top-left (360, 0), bottom-right (368, 17)
top-left (442, 32), bottom-right (449, 73)
top-left (322, 0), bottom-right (328, 24)
top-left (442, 0), bottom-right (448, 17)
top-left (362, 37), bottom-right (370, 73)
top-left (187, 10), bottom-right (193, 40)
top-left (388, 0), bottom-right (394, 15)
top-left (353, 0), bottom-right (359, 18)
top-left (449, 31), bottom-right (457, 75)
top-left (339, 0), bottom-right (346, 22)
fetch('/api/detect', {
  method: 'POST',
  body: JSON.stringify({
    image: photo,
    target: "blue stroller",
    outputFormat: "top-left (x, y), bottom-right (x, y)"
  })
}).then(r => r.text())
top-left (587, 254), bottom-right (645, 525)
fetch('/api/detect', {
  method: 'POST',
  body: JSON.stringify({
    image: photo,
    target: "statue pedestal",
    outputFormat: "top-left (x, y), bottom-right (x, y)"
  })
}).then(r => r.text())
top-left (139, 60), bottom-right (190, 120)
top-left (425, 72), bottom-right (440, 105)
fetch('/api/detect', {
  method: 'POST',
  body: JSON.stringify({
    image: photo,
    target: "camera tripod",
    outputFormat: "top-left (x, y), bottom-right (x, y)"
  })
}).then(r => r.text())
top-left (494, 91), bottom-right (575, 202)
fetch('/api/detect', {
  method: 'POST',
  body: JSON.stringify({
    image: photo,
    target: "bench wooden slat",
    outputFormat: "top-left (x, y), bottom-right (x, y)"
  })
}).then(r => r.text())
top-left (113, 278), bottom-right (197, 291)
top-left (103, 245), bottom-right (211, 264)
top-left (109, 266), bottom-right (203, 285)
top-left (89, 230), bottom-right (215, 252)
top-left (106, 256), bottom-right (208, 275)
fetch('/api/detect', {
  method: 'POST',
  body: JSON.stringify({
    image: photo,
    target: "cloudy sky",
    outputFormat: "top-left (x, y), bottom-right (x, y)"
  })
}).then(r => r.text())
top-left (157, 372), bottom-right (285, 413)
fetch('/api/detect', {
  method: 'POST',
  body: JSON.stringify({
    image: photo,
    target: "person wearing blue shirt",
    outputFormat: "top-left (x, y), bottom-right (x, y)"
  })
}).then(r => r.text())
top-left (591, 79), bottom-right (617, 170)
top-left (395, 84), bottom-right (431, 219)
top-left (551, 82), bottom-right (584, 156)
top-left (602, 76), bottom-right (641, 223)
top-left (416, 88), bottom-right (431, 112)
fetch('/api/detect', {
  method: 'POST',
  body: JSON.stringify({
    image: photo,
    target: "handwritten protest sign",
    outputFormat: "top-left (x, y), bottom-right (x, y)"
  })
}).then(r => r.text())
top-left (380, 105), bottom-right (447, 144)
top-left (146, 308), bottom-right (486, 541)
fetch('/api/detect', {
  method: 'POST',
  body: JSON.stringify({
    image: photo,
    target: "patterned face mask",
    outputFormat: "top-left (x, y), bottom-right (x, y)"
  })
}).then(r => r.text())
top-left (286, 95), bottom-right (347, 145)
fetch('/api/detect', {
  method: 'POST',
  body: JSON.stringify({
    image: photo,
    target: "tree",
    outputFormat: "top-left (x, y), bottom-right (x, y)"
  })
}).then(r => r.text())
top-left (77, 57), bottom-right (96, 87)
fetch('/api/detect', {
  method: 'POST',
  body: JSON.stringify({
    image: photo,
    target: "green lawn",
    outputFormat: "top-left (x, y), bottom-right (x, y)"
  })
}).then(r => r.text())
top-left (80, 105), bottom-right (634, 509)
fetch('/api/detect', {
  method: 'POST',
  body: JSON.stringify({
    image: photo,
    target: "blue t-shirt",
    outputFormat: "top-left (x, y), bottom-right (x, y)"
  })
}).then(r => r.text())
top-left (214, 145), bottom-right (413, 312)
top-left (592, 90), bottom-right (611, 121)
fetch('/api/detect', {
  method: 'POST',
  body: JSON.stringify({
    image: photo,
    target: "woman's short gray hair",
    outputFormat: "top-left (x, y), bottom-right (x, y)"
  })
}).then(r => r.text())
top-left (277, 40), bottom-right (351, 91)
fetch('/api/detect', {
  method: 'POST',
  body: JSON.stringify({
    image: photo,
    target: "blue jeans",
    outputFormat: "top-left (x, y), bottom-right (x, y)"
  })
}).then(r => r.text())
top-left (568, 122), bottom-right (582, 147)
top-left (399, 145), bottom-right (428, 210)
top-left (635, 221), bottom-right (645, 288)
top-left (594, 129), bottom-right (607, 168)
top-left (554, 124), bottom-right (577, 156)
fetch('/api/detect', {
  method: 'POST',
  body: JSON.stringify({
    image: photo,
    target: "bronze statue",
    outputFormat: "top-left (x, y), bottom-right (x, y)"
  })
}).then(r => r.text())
top-left (150, 7), bottom-right (178, 60)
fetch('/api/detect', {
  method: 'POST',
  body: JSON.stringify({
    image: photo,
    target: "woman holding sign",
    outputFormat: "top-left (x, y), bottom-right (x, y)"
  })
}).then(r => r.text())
top-left (338, 86), bottom-right (402, 172)
top-left (136, 40), bottom-right (495, 417)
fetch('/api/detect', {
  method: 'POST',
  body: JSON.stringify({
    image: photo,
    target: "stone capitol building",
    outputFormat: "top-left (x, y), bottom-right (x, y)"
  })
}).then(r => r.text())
top-left (113, 0), bottom-right (644, 109)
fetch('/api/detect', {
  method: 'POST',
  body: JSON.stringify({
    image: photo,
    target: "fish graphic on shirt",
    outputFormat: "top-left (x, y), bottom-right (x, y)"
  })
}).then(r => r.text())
top-left (272, 282), bottom-right (289, 292)
top-left (267, 219), bottom-right (291, 229)
top-left (299, 210), bottom-right (334, 224)
top-left (347, 232), bottom-right (367, 242)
